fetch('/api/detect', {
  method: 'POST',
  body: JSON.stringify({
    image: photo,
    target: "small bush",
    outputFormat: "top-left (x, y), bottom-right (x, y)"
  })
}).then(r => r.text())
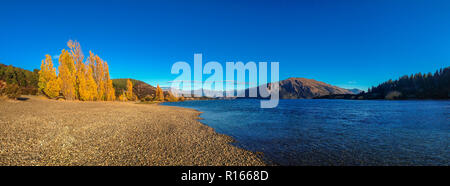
top-left (143, 95), bottom-right (153, 101)
top-left (118, 93), bottom-right (128, 101)
top-left (0, 80), bottom-right (6, 95)
top-left (385, 91), bottom-right (402, 100)
top-left (20, 87), bottom-right (38, 95)
top-left (5, 84), bottom-right (21, 99)
top-left (164, 93), bottom-right (179, 102)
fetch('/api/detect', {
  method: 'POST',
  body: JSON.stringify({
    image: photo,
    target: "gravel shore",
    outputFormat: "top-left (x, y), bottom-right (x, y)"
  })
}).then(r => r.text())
top-left (0, 96), bottom-right (265, 166)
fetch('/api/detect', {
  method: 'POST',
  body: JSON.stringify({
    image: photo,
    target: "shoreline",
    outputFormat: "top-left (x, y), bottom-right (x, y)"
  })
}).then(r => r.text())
top-left (162, 103), bottom-right (272, 164)
top-left (0, 96), bottom-right (265, 166)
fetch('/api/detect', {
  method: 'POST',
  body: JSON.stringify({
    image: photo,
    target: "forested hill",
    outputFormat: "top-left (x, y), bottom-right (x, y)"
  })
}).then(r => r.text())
top-left (112, 78), bottom-right (156, 99)
top-left (363, 66), bottom-right (450, 99)
top-left (0, 63), bottom-right (39, 94)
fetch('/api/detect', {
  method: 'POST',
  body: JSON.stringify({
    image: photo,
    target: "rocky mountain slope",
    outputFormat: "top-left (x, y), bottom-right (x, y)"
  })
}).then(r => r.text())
top-left (243, 77), bottom-right (354, 99)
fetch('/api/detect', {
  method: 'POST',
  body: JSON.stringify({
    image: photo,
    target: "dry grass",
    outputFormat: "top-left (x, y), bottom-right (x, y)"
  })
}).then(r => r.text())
top-left (0, 96), bottom-right (265, 166)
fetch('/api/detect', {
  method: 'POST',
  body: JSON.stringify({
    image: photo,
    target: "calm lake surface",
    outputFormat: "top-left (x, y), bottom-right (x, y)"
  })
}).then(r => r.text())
top-left (163, 99), bottom-right (450, 165)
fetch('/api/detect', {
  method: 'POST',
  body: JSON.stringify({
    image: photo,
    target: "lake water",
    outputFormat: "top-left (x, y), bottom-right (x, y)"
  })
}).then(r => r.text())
top-left (163, 99), bottom-right (450, 166)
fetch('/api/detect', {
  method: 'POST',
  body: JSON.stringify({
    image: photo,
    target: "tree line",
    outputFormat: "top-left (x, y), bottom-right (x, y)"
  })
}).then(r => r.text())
top-left (365, 66), bottom-right (450, 99)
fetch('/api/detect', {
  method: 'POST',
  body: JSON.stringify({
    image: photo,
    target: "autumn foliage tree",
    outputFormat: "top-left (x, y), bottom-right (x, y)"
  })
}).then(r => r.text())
top-left (39, 55), bottom-right (60, 98)
top-left (68, 40), bottom-right (84, 99)
top-left (84, 66), bottom-right (98, 101)
top-left (118, 91), bottom-right (128, 101)
top-left (57, 49), bottom-right (76, 100)
top-left (104, 63), bottom-right (116, 101)
top-left (125, 79), bottom-right (134, 100)
top-left (156, 84), bottom-right (164, 101)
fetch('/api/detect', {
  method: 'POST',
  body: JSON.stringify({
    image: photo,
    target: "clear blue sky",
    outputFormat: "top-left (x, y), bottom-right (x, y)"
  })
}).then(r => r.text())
top-left (1, 0), bottom-right (449, 90)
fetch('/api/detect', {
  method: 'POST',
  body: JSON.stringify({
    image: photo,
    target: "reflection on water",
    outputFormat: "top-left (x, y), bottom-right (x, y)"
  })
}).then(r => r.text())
top-left (164, 99), bottom-right (450, 165)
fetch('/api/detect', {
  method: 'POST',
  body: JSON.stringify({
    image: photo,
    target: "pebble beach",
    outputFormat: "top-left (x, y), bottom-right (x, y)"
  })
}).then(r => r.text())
top-left (0, 96), bottom-right (265, 166)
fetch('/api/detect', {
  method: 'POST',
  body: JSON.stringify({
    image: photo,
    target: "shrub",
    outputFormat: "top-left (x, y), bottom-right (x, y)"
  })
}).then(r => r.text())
top-left (5, 84), bottom-right (21, 99)
top-left (164, 93), bottom-right (178, 102)
top-left (20, 87), bottom-right (38, 95)
top-left (118, 93), bottom-right (128, 101)
top-left (0, 80), bottom-right (6, 95)
top-left (144, 95), bottom-right (153, 102)
top-left (385, 91), bottom-right (402, 100)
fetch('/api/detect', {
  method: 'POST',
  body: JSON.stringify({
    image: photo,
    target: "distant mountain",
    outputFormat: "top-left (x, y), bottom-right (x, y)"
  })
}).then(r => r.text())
top-left (346, 88), bottom-right (363, 94)
top-left (112, 79), bottom-right (156, 99)
top-left (242, 77), bottom-right (353, 99)
top-left (169, 88), bottom-right (240, 98)
top-left (275, 78), bottom-right (353, 99)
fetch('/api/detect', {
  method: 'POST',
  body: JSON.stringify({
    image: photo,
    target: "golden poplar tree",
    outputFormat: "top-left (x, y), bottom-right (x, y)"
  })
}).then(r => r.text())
top-left (67, 40), bottom-right (100, 101)
top-left (96, 55), bottom-right (105, 100)
top-left (38, 55), bottom-right (60, 98)
top-left (88, 51), bottom-right (106, 100)
top-left (104, 62), bottom-right (116, 101)
top-left (85, 66), bottom-right (98, 101)
top-left (77, 62), bottom-right (89, 101)
top-left (38, 55), bottom-right (52, 93)
top-left (126, 79), bottom-right (133, 100)
top-left (77, 64), bottom-right (98, 101)
top-left (119, 92), bottom-right (127, 101)
top-left (46, 78), bottom-right (61, 98)
top-left (156, 84), bottom-right (164, 101)
top-left (68, 40), bottom-right (84, 99)
top-left (57, 49), bottom-right (76, 100)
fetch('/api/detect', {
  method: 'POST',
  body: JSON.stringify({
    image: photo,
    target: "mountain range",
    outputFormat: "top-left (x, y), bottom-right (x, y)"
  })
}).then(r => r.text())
top-left (172, 77), bottom-right (357, 99)
top-left (345, 88), bottom-right (364, 94)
